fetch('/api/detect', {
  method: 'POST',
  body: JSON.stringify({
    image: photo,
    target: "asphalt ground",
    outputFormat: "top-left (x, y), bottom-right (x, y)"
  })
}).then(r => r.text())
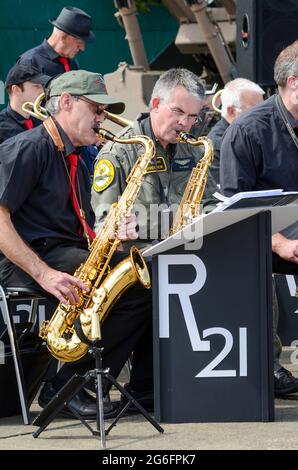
top-left (0, 348), bottom-right (298, 453)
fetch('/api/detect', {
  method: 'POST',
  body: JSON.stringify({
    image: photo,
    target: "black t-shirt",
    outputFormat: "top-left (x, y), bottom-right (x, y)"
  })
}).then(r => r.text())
top-left (0, 105), bottom-right (41, 144)
top-left (220, 94), bottom-right (298, 196)
top-left (18, 39), bottom-right (78, 76)
top-left (0, 122), bottom-right (94, 246)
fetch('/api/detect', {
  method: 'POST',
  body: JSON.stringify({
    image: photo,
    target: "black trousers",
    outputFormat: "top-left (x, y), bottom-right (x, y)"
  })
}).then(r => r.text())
top-left (272, 253), bottom-right (298, 275)
top-left (0, 239), bottom-right (153, 393)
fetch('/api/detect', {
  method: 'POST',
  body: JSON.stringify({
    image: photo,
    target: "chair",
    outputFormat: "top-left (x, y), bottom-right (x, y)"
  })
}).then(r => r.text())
top-left (0, 285), bottom-right (47, 424)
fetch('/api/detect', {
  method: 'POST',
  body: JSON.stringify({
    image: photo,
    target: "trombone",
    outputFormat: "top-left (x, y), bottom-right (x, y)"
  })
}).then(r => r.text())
top-left (22, 93), bottom-right (133, 128)
top-left (211, 89), bottom-right (222, 114)
top-left (22, 93), bottom-right (48, 120)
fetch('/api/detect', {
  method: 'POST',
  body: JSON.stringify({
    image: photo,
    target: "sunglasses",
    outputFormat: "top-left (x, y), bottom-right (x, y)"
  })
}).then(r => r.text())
top-left (74, 96), bottom-right (106, 116)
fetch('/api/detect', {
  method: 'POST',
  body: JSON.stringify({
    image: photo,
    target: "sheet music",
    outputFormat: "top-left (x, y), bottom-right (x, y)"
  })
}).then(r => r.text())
top-left (143, 205), bottom-right (298, 258)
top-left (213, 190), bottom-right (298, 212)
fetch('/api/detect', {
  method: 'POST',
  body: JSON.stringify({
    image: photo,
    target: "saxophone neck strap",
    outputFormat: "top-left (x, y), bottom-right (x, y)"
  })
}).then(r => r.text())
top-left (43, 117), bottom-right (65, 152)
top-left (74, 317), bottom-right (93, 347)
top-left (43, 116), bottom-right (94, 248)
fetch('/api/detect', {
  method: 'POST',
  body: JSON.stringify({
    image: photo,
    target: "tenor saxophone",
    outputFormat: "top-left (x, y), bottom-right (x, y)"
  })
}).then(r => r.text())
top-left (170, 132), bottom-right (214, 235)
top-left (40, 129), bottom-right (155, 362)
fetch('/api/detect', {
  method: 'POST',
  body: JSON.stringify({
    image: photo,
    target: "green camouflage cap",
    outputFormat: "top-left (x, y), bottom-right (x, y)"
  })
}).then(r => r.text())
top-left (46, 70), bottom-right (125, 114)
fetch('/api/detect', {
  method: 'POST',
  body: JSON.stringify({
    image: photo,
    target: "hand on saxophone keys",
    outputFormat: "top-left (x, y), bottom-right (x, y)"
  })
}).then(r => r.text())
top-left (36, 265), bottom-right (89, 305)
top-left (117, 213), bottom-right (138, 242)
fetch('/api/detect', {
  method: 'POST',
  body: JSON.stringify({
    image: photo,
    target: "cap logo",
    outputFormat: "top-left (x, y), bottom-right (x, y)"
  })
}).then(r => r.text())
top-left (97, 74), bottom-right (105, 83)
top-left (94, 75), bottom-right (107, 93)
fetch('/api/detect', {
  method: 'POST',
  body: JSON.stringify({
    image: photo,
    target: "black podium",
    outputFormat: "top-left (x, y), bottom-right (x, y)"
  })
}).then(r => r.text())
top-left (144, 205), bottom-right (298, 423)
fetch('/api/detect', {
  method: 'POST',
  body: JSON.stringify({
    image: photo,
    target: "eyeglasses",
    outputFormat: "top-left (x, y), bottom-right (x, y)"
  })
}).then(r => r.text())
top-left (74, 96), bottom-right (106, 117)
top-left (165, 104), bottom-right (198, 124)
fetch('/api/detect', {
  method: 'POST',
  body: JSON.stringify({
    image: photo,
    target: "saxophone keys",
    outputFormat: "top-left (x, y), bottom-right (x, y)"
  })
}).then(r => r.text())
top-left (88, 268), bottom-right (98, 281)
top-left (91, 309), bottom-right (102, 340)
top-left (39, 320), bottom-right (50, 338)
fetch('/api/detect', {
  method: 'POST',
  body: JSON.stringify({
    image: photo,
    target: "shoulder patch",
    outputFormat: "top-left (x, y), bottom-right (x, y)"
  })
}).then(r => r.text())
top-left (93, 159), bottom-right (115, 192)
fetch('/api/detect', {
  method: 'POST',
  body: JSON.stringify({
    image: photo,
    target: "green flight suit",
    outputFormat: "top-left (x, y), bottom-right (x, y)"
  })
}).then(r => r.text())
top-left (91, 113), bottom-right (218, 249)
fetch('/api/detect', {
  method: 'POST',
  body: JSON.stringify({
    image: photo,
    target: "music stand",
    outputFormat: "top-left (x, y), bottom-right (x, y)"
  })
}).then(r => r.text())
top-left (32, 315), bottom-right (164, 448)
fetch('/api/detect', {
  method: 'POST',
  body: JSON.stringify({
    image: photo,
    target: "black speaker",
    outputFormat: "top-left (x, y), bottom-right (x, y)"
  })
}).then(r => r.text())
top-left (236, 0), bottom-right (298, 86)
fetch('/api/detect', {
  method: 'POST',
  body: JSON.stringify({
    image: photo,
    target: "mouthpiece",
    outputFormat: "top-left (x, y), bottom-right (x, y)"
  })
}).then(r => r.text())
top-left (97, 129), bottom-right (116, 142)
top-left (177, 132), bottom-right (196, 144)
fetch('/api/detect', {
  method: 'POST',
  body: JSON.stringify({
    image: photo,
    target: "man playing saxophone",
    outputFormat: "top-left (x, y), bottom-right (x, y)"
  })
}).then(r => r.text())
top-left (0, 70), bottom-right (153, 419)
top-left (91, 68), bottom-right (218, 411)
top-left (92, 68), bottom-right (218, 250)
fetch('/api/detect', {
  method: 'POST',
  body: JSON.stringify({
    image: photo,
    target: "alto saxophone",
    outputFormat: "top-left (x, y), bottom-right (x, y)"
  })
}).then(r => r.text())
top-left (40, 129), bottom-right (156, 362)
top-left (170, 132), bottom-right (214, 235)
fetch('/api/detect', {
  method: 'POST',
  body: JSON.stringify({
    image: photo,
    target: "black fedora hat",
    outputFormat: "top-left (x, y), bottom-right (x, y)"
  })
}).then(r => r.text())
top-left (49, 6), bottom-right (95, 43)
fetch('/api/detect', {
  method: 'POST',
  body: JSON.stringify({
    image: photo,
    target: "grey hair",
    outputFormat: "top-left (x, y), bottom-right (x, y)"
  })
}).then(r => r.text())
top-left (221, 78), bottom-right (265, 119)
top-left (45, 96), bottom-right (61, 116)
top-left (149, 68), bottom-right (205, 108)
top-left (53, 26), bottom-right (65, 37)
top-left (274, 40), bottom-right (298, 88)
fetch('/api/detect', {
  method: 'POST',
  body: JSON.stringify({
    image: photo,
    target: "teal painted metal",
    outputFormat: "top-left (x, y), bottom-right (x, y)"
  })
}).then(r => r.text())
top-left (0, 0), bottom-right (177, 108)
